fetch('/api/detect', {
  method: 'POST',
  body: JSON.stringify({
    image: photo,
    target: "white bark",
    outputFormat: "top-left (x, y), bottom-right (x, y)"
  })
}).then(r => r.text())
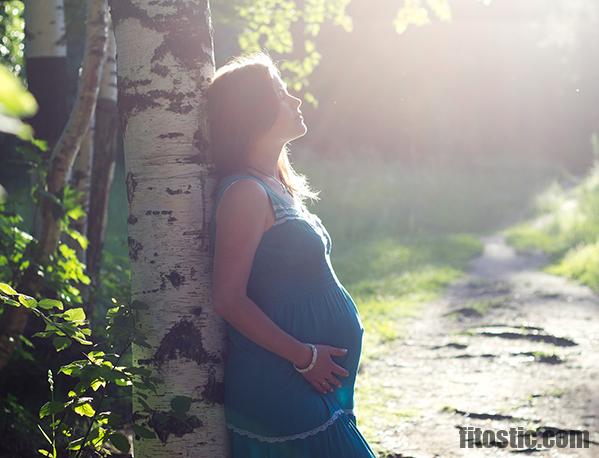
top-left (24, 0), bottom-right (67, 58)
top-left (99, 28), bottom-right (117, 102)
top-left (110, 1), bottom-right (225, 456)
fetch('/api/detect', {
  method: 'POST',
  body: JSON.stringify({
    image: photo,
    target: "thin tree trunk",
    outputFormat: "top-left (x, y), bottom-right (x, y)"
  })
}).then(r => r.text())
top-left (109, 1), bottom-right (226, 455)
top-left (68, 113), bottom-right (94, 263)
top-left (86, 23), bottom-right (118, 304)
top-left (0, 0), bottom-right (109, 370)
top-left (24, 0), bottom-right (69, 239)
top-left (24, 0), bottom-right (69, 151)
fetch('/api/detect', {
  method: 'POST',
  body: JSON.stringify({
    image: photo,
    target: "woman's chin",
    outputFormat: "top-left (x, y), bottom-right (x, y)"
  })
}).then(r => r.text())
top-left (287, 125), bottom-right (307, 142)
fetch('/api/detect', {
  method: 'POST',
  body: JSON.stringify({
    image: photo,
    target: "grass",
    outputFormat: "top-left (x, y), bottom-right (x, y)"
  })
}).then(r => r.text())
top-left (331, 234), bottom-right (483, 352)
top-left (504, 160), bottom-right (599, 291)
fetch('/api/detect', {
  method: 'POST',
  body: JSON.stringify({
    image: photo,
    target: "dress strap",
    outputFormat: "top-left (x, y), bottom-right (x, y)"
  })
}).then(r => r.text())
top-left (210, 174), bottom-right (289, 242)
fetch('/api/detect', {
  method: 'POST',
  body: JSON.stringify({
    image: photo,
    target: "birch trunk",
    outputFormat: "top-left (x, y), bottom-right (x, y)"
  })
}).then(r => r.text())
top-left (68, 114), bottom-right (94, 264)
top-left (0, 0), bottom-right (108, 370)
top-left (108, 1), bottom-right (226, 456)
top-left (24, 0), bottom-right (68, 150)
top-left (87, 25), bottom-right (118, 298)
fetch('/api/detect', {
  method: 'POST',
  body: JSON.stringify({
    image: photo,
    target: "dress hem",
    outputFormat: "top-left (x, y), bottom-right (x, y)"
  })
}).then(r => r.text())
top-left (227, 408), bottom-right (355, 443)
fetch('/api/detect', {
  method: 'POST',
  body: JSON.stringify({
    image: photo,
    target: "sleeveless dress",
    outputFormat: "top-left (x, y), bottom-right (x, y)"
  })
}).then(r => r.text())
top-left (210, 173), bottom-right (377, 458)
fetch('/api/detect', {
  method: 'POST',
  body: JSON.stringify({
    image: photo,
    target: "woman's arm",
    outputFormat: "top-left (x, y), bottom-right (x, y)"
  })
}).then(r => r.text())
top-left (212, 179), bottom-right (349, 394)
top-left (211, 179), bottom-right (312, 368)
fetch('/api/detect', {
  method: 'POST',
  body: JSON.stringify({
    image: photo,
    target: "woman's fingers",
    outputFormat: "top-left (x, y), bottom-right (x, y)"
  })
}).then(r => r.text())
top-left (311, 381), bottom-right (326, 393)
top-left (325, 375), bottom-right (341, 388)
top-left (331, 363), bottom-right (350, 377)
top-left (329, 346), bottom-right (348, 357)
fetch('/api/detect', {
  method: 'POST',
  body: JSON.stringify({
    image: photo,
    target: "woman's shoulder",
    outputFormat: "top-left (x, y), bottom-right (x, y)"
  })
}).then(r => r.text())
top-left (216, 173), bottom-right (270, 205)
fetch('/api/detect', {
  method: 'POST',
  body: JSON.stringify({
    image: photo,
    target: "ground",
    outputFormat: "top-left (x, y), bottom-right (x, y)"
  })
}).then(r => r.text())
top-left (360, 235), bottom-right (599, 457)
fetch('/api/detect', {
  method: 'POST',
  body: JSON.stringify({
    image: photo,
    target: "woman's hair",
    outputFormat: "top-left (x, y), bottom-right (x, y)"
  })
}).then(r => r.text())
top-left (206, 50), bottom-right (319, 206)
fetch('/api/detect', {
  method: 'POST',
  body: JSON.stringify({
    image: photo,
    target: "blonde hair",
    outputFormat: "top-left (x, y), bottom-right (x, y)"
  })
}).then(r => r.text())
top-left (206, 50), bottom-right (319, 206)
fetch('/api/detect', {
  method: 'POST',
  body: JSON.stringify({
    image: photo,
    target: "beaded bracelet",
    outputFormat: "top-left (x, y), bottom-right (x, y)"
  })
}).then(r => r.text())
top-left (293, 343), bottom-right (317, 373)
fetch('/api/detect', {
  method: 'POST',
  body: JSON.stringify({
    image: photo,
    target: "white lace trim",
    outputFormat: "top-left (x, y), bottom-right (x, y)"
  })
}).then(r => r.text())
top-left (227, 408), bottom-right (354, 443)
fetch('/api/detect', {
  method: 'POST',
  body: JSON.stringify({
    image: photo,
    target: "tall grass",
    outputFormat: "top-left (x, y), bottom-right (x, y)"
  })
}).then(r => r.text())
top-left (293, 147), bottom-right (563, 244)
top-left (505, 160), bottom-right (599, 291)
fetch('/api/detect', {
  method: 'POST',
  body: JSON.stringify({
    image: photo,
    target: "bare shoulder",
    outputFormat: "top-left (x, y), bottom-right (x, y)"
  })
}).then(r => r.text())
top-left (215, 178), bottom-right (270, 228)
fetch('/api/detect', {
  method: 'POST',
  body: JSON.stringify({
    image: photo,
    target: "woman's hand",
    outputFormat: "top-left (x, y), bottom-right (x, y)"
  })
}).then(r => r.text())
top-left (297, 344), bottom-right (350, 394)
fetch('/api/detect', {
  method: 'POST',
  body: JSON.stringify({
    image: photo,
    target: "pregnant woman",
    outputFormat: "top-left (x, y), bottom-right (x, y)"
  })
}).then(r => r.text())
top-left (207, 51), bottom-right (376, 457)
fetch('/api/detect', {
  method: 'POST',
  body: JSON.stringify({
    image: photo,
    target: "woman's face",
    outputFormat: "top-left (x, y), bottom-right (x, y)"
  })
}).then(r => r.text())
top-left (267, 74), bottom-right (307, 143)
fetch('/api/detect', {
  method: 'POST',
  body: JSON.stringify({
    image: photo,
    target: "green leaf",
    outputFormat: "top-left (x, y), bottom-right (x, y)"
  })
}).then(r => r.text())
top-left (39, 401), bottom-right (65, 419)
top-left (170, 395), bottom-right (192, 414)
top-left (62, 307), bottom-right (86, 323)
top-left (67, 437), bottom-right (83, 451)
top-left (73, 402), bottom-right (95, 418)
top-left (37, 449), bottom-right (52, 457)
top-left (18, 294), bottom-right (37, 308)
top-left (0, 113), bottom-right (33, 140)
top-left (109, 433), bottom-right (130, 453)
top-left (0, 282), bottom-right (18, 295)
top-left (132, 424), bottom-right (156, 439)
top-left (90, 378), bottom-right (106, 391)
top-left (0, 66), bottom-right (37, 117)
top-left (52, 336), bottom-right (71, 352)
top-left (71, 331), bottom-right (92, 345)
top-left (38, 298), bottom-right (63, 310)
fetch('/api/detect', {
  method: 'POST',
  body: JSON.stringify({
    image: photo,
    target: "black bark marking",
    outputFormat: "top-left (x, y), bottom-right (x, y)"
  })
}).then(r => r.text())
top-left (125, 172), bottom-right (137, 205)
top-left (148, 410), bottom-right (203, 445)
top-left (151, 63), bottom-right (170, 77)
top-left (151, 319), bottom-right (215, 367)
top-left (127, 214), bottom-right (138, 225)
top-left (165, 187), bottom-right (182, 195)
top-left (108, 0), bottom-right (148, 28)
top-left (191, 306), bottom-right (202, 315)
top-left (145, 210), bottom-right (173, 216)
top-left (166, 270), bottom-right (185, 289)
top-left (159, 132), bottom-right (184, 140)
top-left (167, 216), bottom-right (177, 223)
top-left (201, 370), bottom-right (224, 405)
top-left (128, 236), bottom-right (143, 261)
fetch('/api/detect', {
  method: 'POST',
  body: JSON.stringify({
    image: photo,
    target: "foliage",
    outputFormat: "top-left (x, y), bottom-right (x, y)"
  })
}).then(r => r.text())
top-left (234, 0), bottom-right (352, 107)
top-left (393, 0), bottom-right (493, 34)
top-left (505, 157), bottom-right (599, 291)
top-left (0, 63), bottom-right (37, 139)
top-left (0, 134), bottom-right (146, 456)
top-left (0, 0), bottom-right (24, 77)
top-left (394, 0), bottom-right (452, 34)
top-left (231, 0), bottom-right (494, 106)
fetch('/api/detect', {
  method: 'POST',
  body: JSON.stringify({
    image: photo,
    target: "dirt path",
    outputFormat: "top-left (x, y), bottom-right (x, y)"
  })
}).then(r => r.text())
top-left (363, 235), bottom-right (599, 457)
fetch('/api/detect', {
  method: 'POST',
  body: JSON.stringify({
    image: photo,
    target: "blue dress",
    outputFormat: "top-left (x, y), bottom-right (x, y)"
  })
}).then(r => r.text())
top-left (210, 174), bottom-right (377, 458)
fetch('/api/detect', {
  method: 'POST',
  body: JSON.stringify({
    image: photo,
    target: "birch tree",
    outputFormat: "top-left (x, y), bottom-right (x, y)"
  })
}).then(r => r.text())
top-left (87, 24), bottom-right (118, 298)
top-left (24, 0), bottom-right (68, 149)
top-left (108, 1), bottom-right (225, 455)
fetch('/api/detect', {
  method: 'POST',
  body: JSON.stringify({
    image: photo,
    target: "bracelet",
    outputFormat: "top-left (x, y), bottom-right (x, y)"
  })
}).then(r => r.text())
top-left (293, 343), bottom-right (317, 373)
